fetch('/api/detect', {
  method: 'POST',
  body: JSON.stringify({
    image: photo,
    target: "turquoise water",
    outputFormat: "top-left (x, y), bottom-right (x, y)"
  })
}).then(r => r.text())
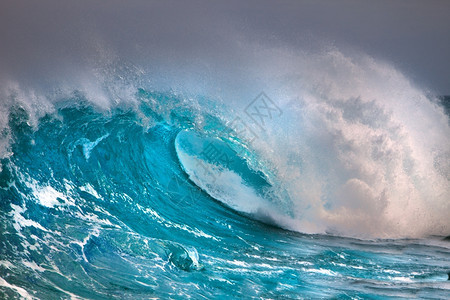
top-left (0, 89), bottom-right (449, 299)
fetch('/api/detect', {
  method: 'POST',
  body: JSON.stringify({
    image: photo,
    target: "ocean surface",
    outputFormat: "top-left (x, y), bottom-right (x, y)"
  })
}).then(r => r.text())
top-left (1, 42), bottom-right (450, 299)
top-left (0, 86), bottom-right (449, 299)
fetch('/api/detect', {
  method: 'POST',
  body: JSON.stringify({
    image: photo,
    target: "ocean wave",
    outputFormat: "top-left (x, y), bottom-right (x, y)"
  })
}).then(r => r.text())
top-left (0, 47), bottom-right (449, 298)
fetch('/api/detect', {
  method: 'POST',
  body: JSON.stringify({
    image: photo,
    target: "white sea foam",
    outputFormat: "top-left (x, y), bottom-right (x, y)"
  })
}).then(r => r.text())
top-left (0, 276), bottom-right (33, 299)
top-left (32, 186), bottom-right (66, 208)
top-left (78, 134), bottom-right (109, 160)
top-left (302, 268), bottom-right (338, 277)
top-left (79, 183), bottom-right (101, 199)
top-left (22, 260), bottom-right (45, 272)
top-left (10, 204), bottom-right (48, 233)
top-left (0, 260), bottom-right (14, 269)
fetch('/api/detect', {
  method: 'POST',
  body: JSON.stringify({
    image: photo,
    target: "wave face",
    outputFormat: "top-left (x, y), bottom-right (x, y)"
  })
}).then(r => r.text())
top-left (1, 48), bottom-right (450, 298)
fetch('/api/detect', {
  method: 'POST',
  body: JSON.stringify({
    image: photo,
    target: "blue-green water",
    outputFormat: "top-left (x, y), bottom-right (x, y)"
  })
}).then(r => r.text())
top-left (0, 89), bottom-right (449, 299)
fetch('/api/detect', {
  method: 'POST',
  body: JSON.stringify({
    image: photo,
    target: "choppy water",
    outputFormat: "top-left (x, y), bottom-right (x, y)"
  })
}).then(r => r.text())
top-left (0, 88), bottom-right (449, 299)
top-left (1, 46), bottom-right (450, 298)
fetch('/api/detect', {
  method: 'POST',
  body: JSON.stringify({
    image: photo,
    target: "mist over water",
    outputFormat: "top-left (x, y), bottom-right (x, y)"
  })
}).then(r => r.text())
top-left (240, 49), bottom-right (450, 238)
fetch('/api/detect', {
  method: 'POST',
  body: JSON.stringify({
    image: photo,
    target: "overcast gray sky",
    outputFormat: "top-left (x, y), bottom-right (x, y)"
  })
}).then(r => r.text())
top-left (1, 0), bottom-right (449, 94)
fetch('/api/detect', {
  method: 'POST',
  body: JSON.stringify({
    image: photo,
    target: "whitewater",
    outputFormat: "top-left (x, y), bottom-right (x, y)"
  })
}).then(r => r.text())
top-left (1, 42), bottom-right (449, 298)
